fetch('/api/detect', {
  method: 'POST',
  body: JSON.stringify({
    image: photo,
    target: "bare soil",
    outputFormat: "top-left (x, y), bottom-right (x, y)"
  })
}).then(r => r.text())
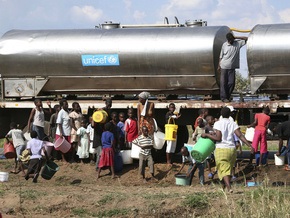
top-left (1, 153), bottom-right (290, 218)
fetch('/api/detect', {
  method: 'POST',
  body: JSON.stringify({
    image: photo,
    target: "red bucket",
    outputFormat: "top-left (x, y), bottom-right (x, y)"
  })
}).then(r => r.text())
top-left (4, 140), bottom-right (16, 159)
top-left (54, 137), bottom-right (71, 153)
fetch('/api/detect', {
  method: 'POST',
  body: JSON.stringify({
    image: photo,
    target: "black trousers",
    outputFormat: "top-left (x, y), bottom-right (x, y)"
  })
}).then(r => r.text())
top-left (220, 69), bottom-right (236, 101)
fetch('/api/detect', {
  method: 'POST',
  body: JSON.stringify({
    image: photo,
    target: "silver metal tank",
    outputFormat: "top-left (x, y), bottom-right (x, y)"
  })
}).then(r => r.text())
top-left (247, 23), bottom-right (290, 94)
top-left (0, 25), bottom-right (229, 97)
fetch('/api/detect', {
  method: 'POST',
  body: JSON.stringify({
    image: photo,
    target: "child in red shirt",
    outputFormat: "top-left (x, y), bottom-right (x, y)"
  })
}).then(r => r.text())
top-left (124, 108), bottom-right (138, 149)
top-left (248, 106), bottom-right (270, 166)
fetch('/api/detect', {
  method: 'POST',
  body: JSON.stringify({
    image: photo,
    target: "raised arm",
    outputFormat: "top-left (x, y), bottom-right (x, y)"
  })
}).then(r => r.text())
top-left (27, 108), bottom-right (36, 133)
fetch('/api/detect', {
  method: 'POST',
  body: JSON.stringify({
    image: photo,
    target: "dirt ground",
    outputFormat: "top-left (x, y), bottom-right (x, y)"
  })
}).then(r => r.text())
top-left (1, 150), bottom-right (290, 218)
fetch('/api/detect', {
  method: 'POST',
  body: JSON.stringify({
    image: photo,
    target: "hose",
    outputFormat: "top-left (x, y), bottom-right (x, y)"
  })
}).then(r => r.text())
top-left (230, 28), bottom-right (251, 33)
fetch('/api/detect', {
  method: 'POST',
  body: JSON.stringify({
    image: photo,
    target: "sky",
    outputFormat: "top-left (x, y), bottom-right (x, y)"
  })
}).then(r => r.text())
top-left (1, 0), bottom-right (290, 77)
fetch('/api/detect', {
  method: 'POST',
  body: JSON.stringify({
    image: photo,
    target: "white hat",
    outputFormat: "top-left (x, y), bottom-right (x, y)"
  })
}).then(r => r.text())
top-left (227, 105), bottom-right (236, 112)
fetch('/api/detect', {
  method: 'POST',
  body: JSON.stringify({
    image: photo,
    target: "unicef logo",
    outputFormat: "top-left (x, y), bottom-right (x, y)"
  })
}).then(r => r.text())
top-left (107, 55), bottom-right (118, 64)
top-left (82, 54), bottom-right (119, 66)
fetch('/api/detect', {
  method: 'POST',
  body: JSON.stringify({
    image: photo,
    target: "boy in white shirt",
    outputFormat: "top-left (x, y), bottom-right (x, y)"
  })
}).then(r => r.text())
top-left (25, 131), bottom-right (48, 183)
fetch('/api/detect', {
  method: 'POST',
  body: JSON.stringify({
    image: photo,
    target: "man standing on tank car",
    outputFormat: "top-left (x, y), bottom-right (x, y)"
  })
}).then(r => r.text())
top-left (218, 32), bottom-right (248, 103)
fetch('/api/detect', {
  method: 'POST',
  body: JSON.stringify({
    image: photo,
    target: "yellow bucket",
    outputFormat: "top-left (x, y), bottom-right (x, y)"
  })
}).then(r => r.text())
top-left (164, 117), bottom-right (178, 141)
top-left (92, 110), bottom-right (108, 123)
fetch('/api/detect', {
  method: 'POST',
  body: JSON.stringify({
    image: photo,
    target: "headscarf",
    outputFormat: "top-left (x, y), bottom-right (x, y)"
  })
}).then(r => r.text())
top-left (138, 91), bottom-right (150, 100)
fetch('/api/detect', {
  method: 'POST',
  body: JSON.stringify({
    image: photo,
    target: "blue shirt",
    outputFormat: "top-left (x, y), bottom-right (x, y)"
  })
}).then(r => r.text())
top-left (101, 131), bottom-right (114, 148)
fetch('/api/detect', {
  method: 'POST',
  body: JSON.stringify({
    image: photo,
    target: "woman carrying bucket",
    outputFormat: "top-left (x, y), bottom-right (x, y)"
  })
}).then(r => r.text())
top-left (55, 99), bottom-right (72, 163)
top-left (137, 92), bottom-right (155, 136)
top-left (201, 107), bottom-right (253, 193)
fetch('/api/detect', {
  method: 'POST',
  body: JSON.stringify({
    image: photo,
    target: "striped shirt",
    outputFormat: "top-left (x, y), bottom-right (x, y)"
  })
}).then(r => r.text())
top-left (132, 135), bottom-right (153, 156)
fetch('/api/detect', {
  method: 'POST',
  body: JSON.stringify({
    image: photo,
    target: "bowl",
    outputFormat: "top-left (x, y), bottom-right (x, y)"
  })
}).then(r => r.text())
top-left (175, 174), bottom-right (190, 186)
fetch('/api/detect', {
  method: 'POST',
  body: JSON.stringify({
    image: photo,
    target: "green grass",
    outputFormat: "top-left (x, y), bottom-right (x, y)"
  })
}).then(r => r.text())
top-left (18, 189), bottom-right (43, 200)
top-left (97, 208), bottom-right (129, 217)
top-left (72, 208), bottom-right (90, 217)
top-left (142, 192), bottom-right (179, 200)
top-left (0, 138), bottom-right (5, 148)
top-left (98, 194), bottom-right (113, 205)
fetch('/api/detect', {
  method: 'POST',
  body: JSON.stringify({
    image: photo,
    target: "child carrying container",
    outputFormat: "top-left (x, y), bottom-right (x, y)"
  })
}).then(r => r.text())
top-left (25, 131), bottom-right (48, 183)
top-left (165, 103), bottom-right (181, 166)
top-left (5, 122), bottom-right (26, 175)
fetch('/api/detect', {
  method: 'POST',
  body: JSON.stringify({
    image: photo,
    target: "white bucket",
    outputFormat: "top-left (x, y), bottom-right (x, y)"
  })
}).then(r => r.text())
top-left (131, 143), bottom-right (141, 159)
top-left (274, 154), bottom-right (285, 166)
top-left (245, 127), bottom-right (255, 142)
top-left (153, 131), bottom-right (165, 150)
top-left (0, 172), bottom-right (9, 182)
top-left (24, 132), bottom-right (31, 141)
top-left (120, 150), bottom-right (133, 164)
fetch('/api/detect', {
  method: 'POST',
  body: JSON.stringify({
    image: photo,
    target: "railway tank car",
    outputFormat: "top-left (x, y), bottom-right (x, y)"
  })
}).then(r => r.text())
top-left (247, 23), bottom-right (290, 97)
top-left (0, 22), bottom-right (230, 98)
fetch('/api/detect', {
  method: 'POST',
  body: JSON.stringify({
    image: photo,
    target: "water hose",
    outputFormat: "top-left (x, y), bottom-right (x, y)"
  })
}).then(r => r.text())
top-left (230, 28), bottom-right (251, 33)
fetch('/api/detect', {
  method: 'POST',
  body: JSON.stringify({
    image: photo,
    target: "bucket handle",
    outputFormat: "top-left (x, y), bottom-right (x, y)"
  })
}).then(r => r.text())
top-left (168, 117), bottom-right (176, 125)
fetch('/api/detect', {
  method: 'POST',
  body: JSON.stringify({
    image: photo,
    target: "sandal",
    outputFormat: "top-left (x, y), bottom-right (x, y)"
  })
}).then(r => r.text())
top-left (285, 167), bottom-right (290, 171)
top-left (10, 170), bottom-right (20, 174)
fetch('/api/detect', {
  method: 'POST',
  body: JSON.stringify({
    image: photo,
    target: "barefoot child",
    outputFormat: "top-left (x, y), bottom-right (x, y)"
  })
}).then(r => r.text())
top-left (87, 117), bottom-right (97, 163)
top-left (248, 106), bottom-right (270, 166)
top-left (132, 126), bottom-right (158, 182)
top-left (165, 103), bottom-right (181, 166)
top-left (204, 115), bottom-right (216, 179)
top-left (117, 112), bottom-right (126, 149)
top-left (5, 122), bottom-right (26, 175)
top-left (76, 119), bottom-right (90, 164)
top-left (69, 102), bottom-right (83, 162)
top-left (97, 122), bottom-right (117, 179)
top-left (25, 131), bottom-right (48, 183)
top-left (124, 108), bottom-right (138, 149)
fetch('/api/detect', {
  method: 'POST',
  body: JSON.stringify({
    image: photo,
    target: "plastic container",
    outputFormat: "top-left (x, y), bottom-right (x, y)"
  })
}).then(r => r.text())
top-left (191, 138), bottom-right (215, 162)
top-left (164, 118), bottom-right (178, 141)
top-left (114, 152), bottom-right (123, 173)
top-left (54, 137), bottom-right (71, 153)
top-left (175, 174), bottom-right (190, 186)
top-left (247, 181), bottom-right (256, 187)
top-left (247, 181), bottom-right (261, 187)
top-left (0, 172), bottom-right (9, 182)
top-left (131, 143), bottom-right (141, 159)
top-left (153, 131), bottom-right (165, 150)
top-left (92, 110), bottom-right (108, 123)
top-left (274, 154), bottom-right (285, 166)
top-left (41, 141), bottom-right (54, 157)
top-left (120, 150), bottom-right (133, 164)
top-left (184, 144), bottom-right (194, 152)
top-left (245, 127), bottom-right (255, 142)
top-left (24, 132), bottom-right (32, 141)
top-left (41, 161), bottom-right (60, 180)
top-left (4, 140), bottom-right (16, 159)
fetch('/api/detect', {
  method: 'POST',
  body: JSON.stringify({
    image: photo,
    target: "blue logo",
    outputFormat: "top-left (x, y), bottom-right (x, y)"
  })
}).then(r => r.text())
top-left (82, 54), bottom-right (120, 66)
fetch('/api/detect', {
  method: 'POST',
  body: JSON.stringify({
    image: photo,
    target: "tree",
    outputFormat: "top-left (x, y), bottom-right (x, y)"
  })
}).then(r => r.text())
top-left (234, 71), bottom-right (250, 93)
